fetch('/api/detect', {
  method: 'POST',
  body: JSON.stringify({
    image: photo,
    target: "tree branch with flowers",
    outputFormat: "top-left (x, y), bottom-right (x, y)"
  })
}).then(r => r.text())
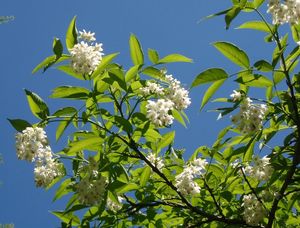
top-left (9, 1), bottom-right (300, 227)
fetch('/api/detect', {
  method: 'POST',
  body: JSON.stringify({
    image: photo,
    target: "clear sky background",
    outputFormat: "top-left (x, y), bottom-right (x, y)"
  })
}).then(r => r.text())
top-left (0, 1), bottom-right (275, 227)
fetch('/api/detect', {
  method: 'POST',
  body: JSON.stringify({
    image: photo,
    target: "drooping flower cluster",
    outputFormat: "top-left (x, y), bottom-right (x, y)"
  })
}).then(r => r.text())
top-left (76, 159), bottom-right (107, 205)
top-left (231, 96), bottom-right (268, 134)
top-left (268, 0), bottom-right (300, 25)
top-left (70, 30), bottom-right (104, 75)
top-left (15, 127), bottom-right (62, 188)
top-left (107, 196), bottom-right (124, 211)
top-left (244, 155), bottom-right (273, 181)
top-left (243, 194), bottom-right (266, 226)
top-left (175, 158), bottom-right (207, 196)
top-left (146, 152), bottom-right (164, 170)
top-left (140, 81), bottom-right (164, 96)
top-left (146, 99), bottom-right (175, 127)
top-left (142, 74), bottom-right (191, 127)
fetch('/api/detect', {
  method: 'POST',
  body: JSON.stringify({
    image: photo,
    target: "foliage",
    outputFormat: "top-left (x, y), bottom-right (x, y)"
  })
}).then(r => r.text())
top-left (9, 1), bottom-right (300, 227)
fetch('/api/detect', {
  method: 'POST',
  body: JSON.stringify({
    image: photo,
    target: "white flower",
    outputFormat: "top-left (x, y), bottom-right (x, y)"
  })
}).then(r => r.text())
top-left (146, 99), bottom-right (174, 127)
top-left (140, 81), bottom-right (164, 96)
top-left (70, 41), bottom-right (104, 75)
top-left (79, 29), bottom-right (96, 42)
top-left (77, 175), bottom-right (107, 205)
top-left (231, 97), bottom-right (268, 134)
top-left (16, 127), bottom-right (48, 162)
top-left (268, 0), bottom-right (300, 24)
top-left (175, 158), bottom-right (207, 196)
top-left (243, 194), bottom-right (266, 225)
top-left (230, 90), bottom-right (242, 101)
top-left (107, 196), bottom-right (123, 211)
top-left (165, 74), bottom-right (191, 110)
top-left (34, 159), bottom-right (61, 188)
top-left (245, 155), bottom-right (273, 181)
top-left (146, 153), bottom-right (164, 170)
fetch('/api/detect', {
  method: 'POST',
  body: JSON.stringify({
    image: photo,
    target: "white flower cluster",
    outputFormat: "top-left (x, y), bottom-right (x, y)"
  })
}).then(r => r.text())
top-left (107, 196), bottom-right (124, 211)
top-left (243, 194), bottom-right (266, 226)
top-left (175, 158), bottom-right (207, 196)
top-left (230, 90), bottom-right (242, 102)
top-left (146, 152), bottom-right (164, 170)
top-left (245, 155), bottom-right (273, 181)
top-left (268, 0), bottom-right (300, 24)
top-left (146, 99), bottom-right (175, 127)
top-left (165, 74), bottom-right (191, 110)
top-left (76, 160), bottom-right (107, 205)
top-left (142, 74), bottom-right (191, 127)
top-left (70, 30), bottom-right (104, 75)
top-left (16, 127), bottom-right (48, 161)
top-left (15, 127), bottom-right (61, 188)
top-left (140, 81), bottom-right (164, 96)
top-left (231, 97), bottom-right (268, 134)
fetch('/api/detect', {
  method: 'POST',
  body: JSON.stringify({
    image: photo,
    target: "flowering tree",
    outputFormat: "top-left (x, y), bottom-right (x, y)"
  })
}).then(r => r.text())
top-left (9, 1), bottom-right (300, 227)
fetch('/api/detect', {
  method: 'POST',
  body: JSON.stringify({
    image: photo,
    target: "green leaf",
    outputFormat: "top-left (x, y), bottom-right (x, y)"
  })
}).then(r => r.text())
top-left (201, 79), bottom-right (226, 110)
top-left (53, 38), bottom-right (63, 57)
top-left (32, 55), bottom-right (69, 74)
top-left (235, 73), bottom-right (273, 87)
top-left (66, 16), bottom-right (77, 52)
top-left (53, 179), bottom-right (72, 202)
top-left (50, 86), bottom-right (90, 99)
top-left (67, 137), bottom-right (103, 155)
top-left (116, 183), bottom-right (139, 194)
top-left (129, 34), bottom-right (144, 65)
top-left (91, 53), bottom-right (119, 79)
top-left (125, 65), bottom-right (140, 82)
top-left (7, 119), bottom-right (32, 132)
top-left (254, 0), bottom-right (264, 8)
top-left (225, 6), bottom-right (241, 29)
top-left (148, 48), bottom-right (159, 64)
top-left (237, 21), bottom-right (273, 33)
top-left (113, 116), bottom-right (133, 133)
top-left (192, 68), bottom-right (228, 87)
top-left (254, 60), bottom-right (273, 72)
top-left (158, 54), bottom-right (192, 64)
top-left (56, 118), bottom-right (72, 141)
top-left (172, 109), bottom-right (187, 128)
top-left (158, 131), bottom-right (175, 150)
top-left (213, 42), bottom-right (250, 68)
top-left (51, 211), bottom-right (80, 226)
top-left (142, 67), bottom-right (163, 79)
top-left (243, 137), bottom-right (256, 162)
top-left (53, 107), bottom-right (77, 116)
top-left (57, 65), bottom-right (85, 80)
top-left (25, 89), bottom-right (49, 119)
top-left (140, 166), bottom-right (151, 187)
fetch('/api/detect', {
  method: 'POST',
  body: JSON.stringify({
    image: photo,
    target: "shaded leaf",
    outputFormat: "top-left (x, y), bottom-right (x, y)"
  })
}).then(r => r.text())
top-left (7, 119), bottom-right (31, 132)
top-left (148, 48), bottom-right (159, 64)
top-left (50, 86), bottom-right (90, 99)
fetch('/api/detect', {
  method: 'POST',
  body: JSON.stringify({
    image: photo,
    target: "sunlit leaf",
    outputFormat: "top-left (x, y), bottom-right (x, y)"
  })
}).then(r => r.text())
top-left (25, 89), bottom-right (49, 119)
top-left (129, 34), bottom-right (144, 65)
top-left (66, 16), bottom-right (77, 51)
top-left (201, 79), bottom-right (226, 109)
top-left (213, 42), bottom-right (250, 68)
top-left (50, 86), bottom-right (90, 99)
top-left (158, 54), bottom-right (192, 64)
top-left (192, 68), bottom-right (228, 87)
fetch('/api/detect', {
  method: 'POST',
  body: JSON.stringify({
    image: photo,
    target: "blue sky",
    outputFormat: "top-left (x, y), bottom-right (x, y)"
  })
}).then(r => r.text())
top-left (0, 1), bottom-right (275, 227)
